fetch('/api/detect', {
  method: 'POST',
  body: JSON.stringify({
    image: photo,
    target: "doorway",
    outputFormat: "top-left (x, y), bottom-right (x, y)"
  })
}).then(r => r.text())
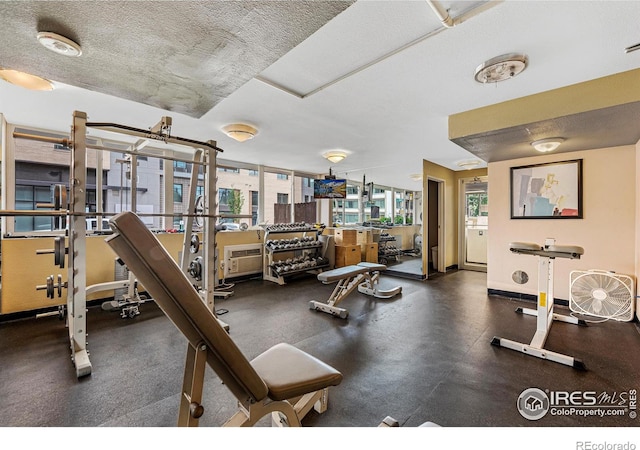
top-left (459, 176), bottom-right (488, 272)
top-left (427, 178), bottom-right (442, 275)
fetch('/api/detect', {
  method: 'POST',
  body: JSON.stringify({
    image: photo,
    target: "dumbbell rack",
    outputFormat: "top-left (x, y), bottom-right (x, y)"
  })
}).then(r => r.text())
top-left (378, 233), bottom-right (401, 265)
top-left (263, 223), bottom-right (329, 286)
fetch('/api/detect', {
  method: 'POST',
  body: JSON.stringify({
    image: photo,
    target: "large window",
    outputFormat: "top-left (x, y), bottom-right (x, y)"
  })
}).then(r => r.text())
top-left (15, 185), bottom-right (53, 231)
top-left (8, 125), bottom-right (425, 233)
top-left (216, 164), bottom-right (257, 228)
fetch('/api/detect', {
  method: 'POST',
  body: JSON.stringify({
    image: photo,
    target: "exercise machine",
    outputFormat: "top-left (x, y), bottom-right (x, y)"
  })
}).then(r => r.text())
top-left (491, 239), bottom-right (587, 369)
top-left (310, 262), bottom-right (402, 319)
top-left (106, 211), bottom-right (343, 427)
top-left (10, 111), bottom-right (225, 377)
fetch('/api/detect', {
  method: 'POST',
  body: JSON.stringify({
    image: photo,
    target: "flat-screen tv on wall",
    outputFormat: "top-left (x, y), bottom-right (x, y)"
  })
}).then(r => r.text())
top-left (313, 179), bottom-right (347, 199)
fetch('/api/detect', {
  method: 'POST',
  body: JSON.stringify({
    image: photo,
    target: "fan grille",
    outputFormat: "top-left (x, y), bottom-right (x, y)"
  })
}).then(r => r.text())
top-left (569, 270), bottom-right (635, 322)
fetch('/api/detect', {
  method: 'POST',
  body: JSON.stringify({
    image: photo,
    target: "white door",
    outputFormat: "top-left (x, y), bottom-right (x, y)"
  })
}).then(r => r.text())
top-left (460, 177), bottom-right (488, 272)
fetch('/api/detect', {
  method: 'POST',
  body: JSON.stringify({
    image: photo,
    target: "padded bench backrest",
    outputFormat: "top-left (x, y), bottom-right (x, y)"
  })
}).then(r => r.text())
top-left (105, 211), bottom-right (268, 404)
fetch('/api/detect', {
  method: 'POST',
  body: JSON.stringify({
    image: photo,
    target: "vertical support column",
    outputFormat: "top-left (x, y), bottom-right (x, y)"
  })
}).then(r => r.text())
top-left (358, 180), bottom-right (365, 223)
top-left (95, 140), bottom-right (104, 231)
top-left (289, 169), bottom-right (295, 223)
top-left (1, 117), bottom-right (16, 236)
top-left (180, 149), bottom-right (203, 277)
top-left (258, 165), bottom-right (265, 225)
top-left (69, 110), bottom-right (92, 377)
top-left (163, 150), bottom-right (175, 231)
top-left (129, 154), bottom-right (138, 214)
top-left (203, 144), bottom-right (217, 313)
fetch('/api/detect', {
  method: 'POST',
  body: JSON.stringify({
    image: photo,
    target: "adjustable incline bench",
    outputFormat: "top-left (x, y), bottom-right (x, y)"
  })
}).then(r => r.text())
top-left (106, 211), bottom-right (343, 427)
top-left (310, 262), bottom-right (402, 319)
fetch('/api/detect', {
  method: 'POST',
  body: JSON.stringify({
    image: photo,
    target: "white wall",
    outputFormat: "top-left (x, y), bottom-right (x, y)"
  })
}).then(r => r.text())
top-left (487, 145), bottom-right (636, 301)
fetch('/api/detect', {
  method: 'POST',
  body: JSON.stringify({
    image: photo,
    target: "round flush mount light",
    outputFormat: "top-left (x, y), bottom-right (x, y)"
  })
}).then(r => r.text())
top-left (474, 53), bottom-right (528, 83)
top-left (323, 150), bottom-right (348, 164)
top-left (0, 68), bottom-right (54, 91)
top-left (222, 123), bottom-right (258, 142)
top-left (531, 137), bottom-right (564, 153)
top-left (37, 32), bottom-right (82, 57)
top-left (456, 159), bottom-right (482, 170)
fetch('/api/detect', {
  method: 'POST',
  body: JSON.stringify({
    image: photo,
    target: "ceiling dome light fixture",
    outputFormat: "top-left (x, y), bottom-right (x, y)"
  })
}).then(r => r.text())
top-left (222, 123), bottom-right (258, 142)
top-left (531, 137), bottom-right (565, 153)
top-left (474, 53), bottom-right (528, 84)
top-left (456, 159), bottom-right (482, 170)
top-left (37, 32), bottom-right (82, 57)
top-left (0, 68), bottom-right (54, 91)
top-left (323, 150), bottom-right (347, 164)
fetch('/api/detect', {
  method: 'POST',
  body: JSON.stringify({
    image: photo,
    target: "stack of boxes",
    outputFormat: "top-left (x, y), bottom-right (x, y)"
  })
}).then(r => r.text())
top-left (358, 229), bottom-right (378, 264)
top-left (334, 228), bottom-right (378, 267)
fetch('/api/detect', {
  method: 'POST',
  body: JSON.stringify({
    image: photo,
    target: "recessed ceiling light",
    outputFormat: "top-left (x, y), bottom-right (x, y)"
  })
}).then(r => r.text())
top-left (0, 68), bottom-right (54, 91)
top-left (37, 32), bottom-right (82, 57)
top-left (474, 53), bottom-right (528, 83)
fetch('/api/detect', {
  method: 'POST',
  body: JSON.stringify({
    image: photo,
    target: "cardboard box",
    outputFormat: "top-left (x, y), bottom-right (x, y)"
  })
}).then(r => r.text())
top-left (335, 244), bottom-right (361, 267)
top-left (334, 229), bottom-right (358, 246)
top-left (357, 229), bottom-right (373, 244)
top-left (360, 243), bottom-right (378, 263)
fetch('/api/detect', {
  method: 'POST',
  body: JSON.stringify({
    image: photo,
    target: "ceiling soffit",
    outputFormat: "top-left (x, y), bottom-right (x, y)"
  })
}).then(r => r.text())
top-left (449, 68), bottom-right (640, 162)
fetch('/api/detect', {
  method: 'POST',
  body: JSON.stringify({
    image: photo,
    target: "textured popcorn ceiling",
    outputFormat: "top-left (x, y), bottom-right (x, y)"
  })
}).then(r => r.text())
top-left (0, 1), bottom-right (354, 118)
top-left (2, 1), bottom-right (640, 189)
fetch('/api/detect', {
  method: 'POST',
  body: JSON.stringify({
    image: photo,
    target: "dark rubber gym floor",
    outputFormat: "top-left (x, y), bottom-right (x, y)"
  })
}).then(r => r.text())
top-left (1, 270), bottom-right (639, 430)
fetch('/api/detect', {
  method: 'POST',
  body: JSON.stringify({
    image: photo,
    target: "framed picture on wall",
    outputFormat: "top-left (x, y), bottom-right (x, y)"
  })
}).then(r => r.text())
top-left (510, 159), bottom-right (583, 219)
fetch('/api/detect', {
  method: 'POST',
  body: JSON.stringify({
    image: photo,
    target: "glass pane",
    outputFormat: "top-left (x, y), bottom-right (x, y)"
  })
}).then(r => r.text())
top-left (292, 174), bottom-right (316, 224)
top-left (34, 216), bottom-right (51, 231)
top-left (394, 191), bottom-right (405, 224)
top-left (15, 185), bottom-right (33, 201)
top-left (344, 183), bottom-right (359, 224)
top-left (15, 200), bottom-right (32, 210)
top-left (217, 166), bottom-right (256, 228)
top-left (35, 186), bottom-right (52, 202)
top-left (264, 170), bottom-right (292, 224)
top-left (14, 216), bottom-right (31, 232)
top-left (173, 184), bottom-right (183, 203)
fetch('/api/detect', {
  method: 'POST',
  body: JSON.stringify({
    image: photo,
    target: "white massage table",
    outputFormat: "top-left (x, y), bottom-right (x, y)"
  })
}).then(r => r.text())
top-left (310, 262), bottom-right (402, 319)
top-left (105, 211), bottom-right (343, 426)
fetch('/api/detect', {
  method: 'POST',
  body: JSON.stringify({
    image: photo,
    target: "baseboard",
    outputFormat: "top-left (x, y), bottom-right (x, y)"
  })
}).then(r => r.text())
top-left (487, 288), bottom-right (569, 307)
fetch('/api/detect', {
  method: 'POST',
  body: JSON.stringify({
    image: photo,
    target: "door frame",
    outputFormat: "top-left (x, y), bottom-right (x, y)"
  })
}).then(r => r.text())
top-left (458, 176), bottom-right (488, 272)
top-left (423, 176), bottom-right (444, 277)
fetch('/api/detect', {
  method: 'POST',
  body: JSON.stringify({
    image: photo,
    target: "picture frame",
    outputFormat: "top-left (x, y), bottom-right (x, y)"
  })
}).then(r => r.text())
top-left (510, 159), bottom-right (583, 219)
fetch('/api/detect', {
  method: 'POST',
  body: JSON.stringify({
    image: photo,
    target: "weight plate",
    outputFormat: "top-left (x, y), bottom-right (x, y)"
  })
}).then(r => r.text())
top-left (54, 237), bottom-right (65, 269)
top-left (190, 234), bottom-right (200, 254)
